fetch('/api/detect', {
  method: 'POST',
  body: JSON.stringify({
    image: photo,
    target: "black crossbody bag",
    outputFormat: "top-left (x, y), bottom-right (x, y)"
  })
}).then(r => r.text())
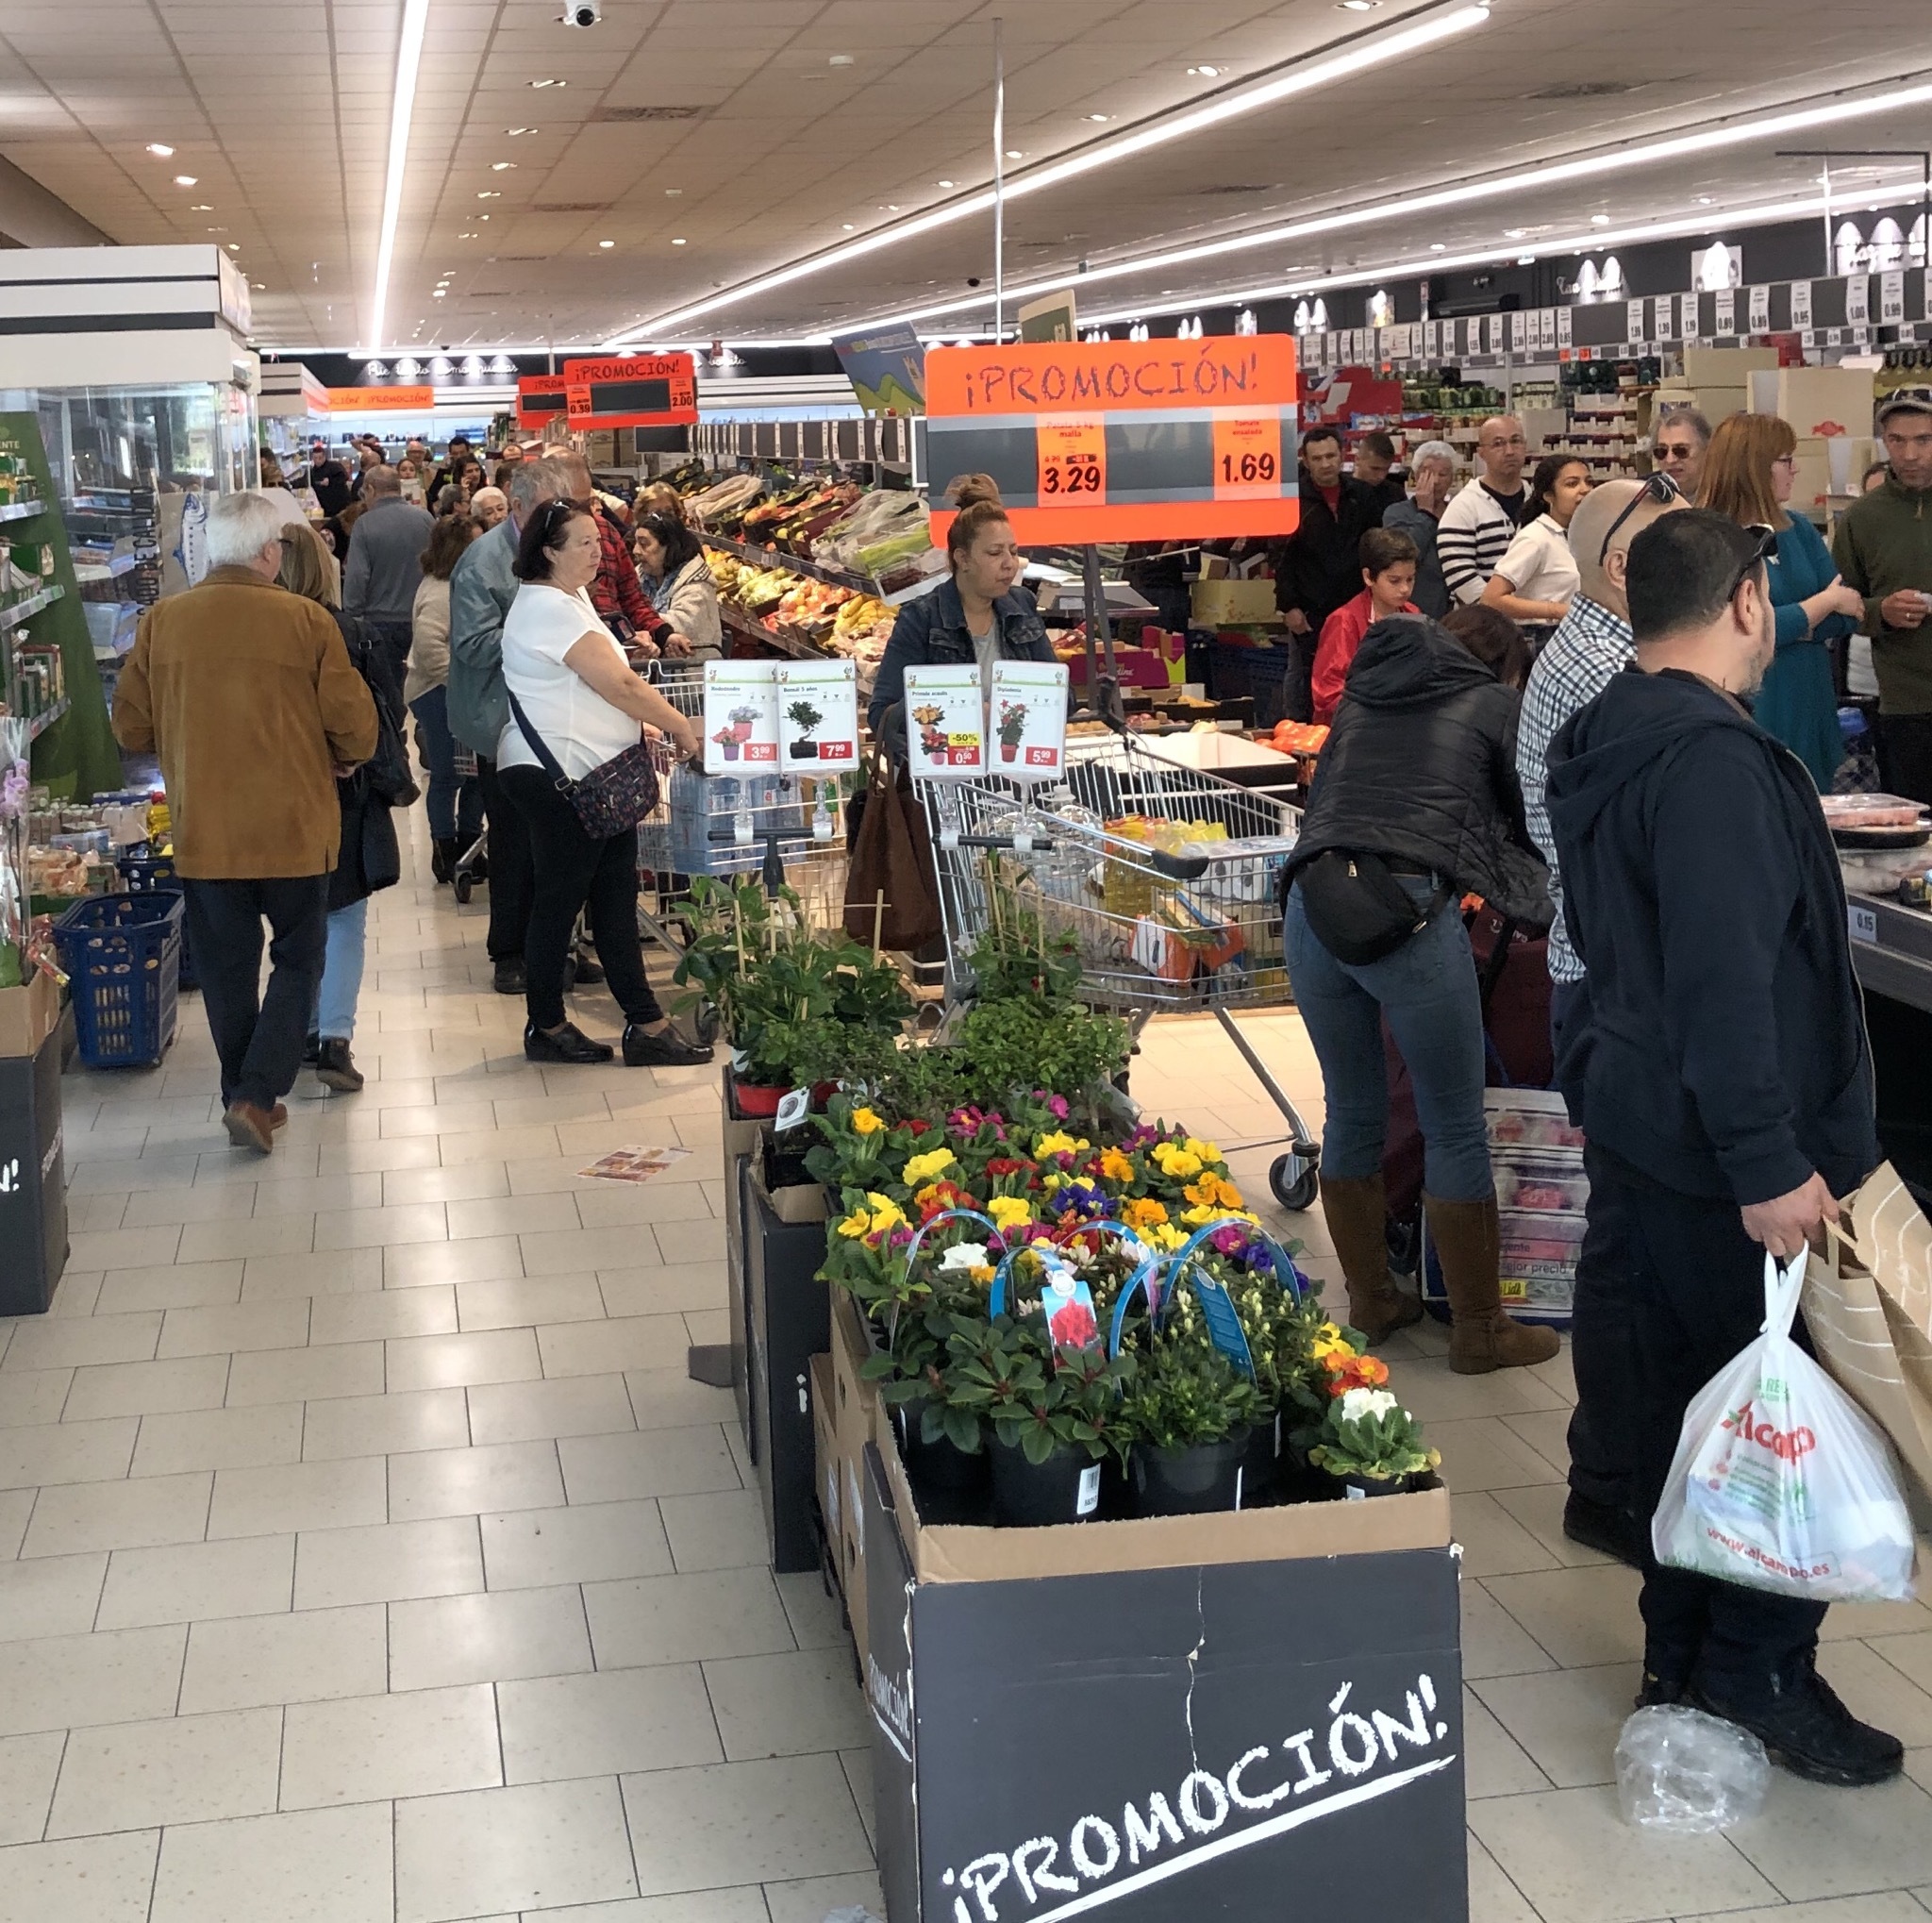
top-left (1295, 849), bottom-right (1449, 966)
top-left (507, 687), bottom-right (661, 840)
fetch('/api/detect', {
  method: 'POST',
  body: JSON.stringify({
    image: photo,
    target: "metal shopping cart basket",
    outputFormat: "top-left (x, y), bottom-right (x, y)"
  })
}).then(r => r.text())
top-left (917, 725), bottom-right (1324, 1211)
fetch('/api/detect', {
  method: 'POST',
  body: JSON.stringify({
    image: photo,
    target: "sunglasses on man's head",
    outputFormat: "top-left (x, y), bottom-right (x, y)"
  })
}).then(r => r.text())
top-left (1596, 470), bottom-right (1681, 569)
top-left (1727, 523), bottom-right (1778, 603)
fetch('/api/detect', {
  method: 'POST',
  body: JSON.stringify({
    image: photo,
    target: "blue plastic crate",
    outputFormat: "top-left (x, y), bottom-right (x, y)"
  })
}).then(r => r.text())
top-left (1207, 639), bottom-right (1297, 727)
top-left (116, 849), bottom-right (197, 992)
top-left (52, 893), bottom-right (184, 1068)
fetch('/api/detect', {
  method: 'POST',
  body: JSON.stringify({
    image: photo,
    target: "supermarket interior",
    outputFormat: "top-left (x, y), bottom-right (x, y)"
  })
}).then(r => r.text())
top-left (9, 3), bottom-right (1932, 1921)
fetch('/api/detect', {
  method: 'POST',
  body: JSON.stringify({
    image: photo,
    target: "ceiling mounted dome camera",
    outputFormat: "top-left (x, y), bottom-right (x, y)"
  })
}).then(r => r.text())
top-left (562, 0), bottom-right (601, 24)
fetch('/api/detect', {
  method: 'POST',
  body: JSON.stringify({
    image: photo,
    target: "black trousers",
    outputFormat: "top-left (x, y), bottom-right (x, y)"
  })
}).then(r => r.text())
top-left (1577, 1145), bottom-right (1827, 1701)
top-left (474, 754), bottom-right (535, 963)
top-left (181, 876), bottom-right (329, 1112)
top-left (498, 764), bottom-right (664, 1032)
top-left (360, 618), bottom-right (412, 725)
top-left (1874, 711), bottom-right (1932, 807)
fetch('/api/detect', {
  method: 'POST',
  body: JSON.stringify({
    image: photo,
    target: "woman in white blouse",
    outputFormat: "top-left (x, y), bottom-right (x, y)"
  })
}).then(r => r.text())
top-left (497, 499), bottom-right (709, 1068)
top-left (1481, 455), bottom-right (1592, 627)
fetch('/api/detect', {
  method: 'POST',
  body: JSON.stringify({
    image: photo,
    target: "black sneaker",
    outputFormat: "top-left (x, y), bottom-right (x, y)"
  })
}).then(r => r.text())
top-left (302, 1033), bottom-right (322, 1066)
top-left (430, 838), bottom-right (458, 884)
top-left (622, 1023), bottom-right (712, 1068)
top-left (1692, 1656), bottom-right (1904, 1787)
top-left (492, 958), bottom-right (526, 995)
top-left (571, 946), bottom-right (605, 985)
top-left (525, 1021), bottom-right (615, 1065)
top-left (1634, 1671), bottom-right (1688, 1710)
top-left (1564, 1490), bottom-right (1649, 1569)
top-left (315, 1038), bottom-right (364, 1093)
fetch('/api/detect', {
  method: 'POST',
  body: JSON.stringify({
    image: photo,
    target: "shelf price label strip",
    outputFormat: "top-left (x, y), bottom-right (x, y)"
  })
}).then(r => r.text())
top-left (924, 337), bottom-right (1301, 543)
top-left (561, 354), bottom-right (700, 428)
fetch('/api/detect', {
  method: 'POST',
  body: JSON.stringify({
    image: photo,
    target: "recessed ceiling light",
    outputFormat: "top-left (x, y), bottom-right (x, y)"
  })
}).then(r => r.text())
top-left (226, 242), bottom-right (239, 251)
top-left (206, 226), bottom-right (225, 233)
top-left (1086, 112), bottom-right (1110, 123)
top-left (507, 126), bottom-right (536, 135)
top-left (1005, 149), bottom-right (1024, 159)
top-left (491, 161), bottom-right (515, 171)
top-left (842, 223), bottom-right (856, 230)
top-left (191, 203), bottom-right (212, 210)
top-left (432, 289), bottom-right (445, 297)
top-left (1590, 212), bottom-right (1611, 226)
top-left (459, 231), bottom-right (477, 238)
top-left (146, 142), bottom-right (174, 157)
top-left (1429, 242), bottom-right (1446, 251)
top-left (530, 77), bottom-right (565, 88)
top-left (672, 237), bottom-right (688, 245)
top-left (1695, 194), bottom-right (1714, 205)
top-left (886, 203), bottom-right (901, 211)
top-left (1340, 1), bottom-right (1381, 10)
top-left (477, 191), bottom-right (500, 199)
top-left (1504, 227), bottom-right (1527, 239)
top-left (251, 281), bottom-right (264, 290)
top-left (829, 53), bottom-right (854, 65)
top-left (599, 239), bottom-right (615, 248)
top-left (1188, 64), bottom-right (1222, 77)
top-left (937, 178), bottom-right (956, 189)
top-left (174, 175), bottom-right (197, 186)
top-left (1516, 253), bottom-right (1536, 264)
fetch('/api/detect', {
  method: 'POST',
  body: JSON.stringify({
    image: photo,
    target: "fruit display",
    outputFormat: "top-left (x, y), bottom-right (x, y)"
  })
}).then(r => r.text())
top-left (682, 473), bottom-right (765, 528)
top-left (703, 545), bottom-right (895, 672)
top-left (1265, 720), bottom-right (1329, 756)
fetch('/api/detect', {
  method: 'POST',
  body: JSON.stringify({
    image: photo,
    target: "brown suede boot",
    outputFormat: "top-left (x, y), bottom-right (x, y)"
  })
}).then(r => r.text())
top-left (1425, 1193), bottom-right (1561, 1374)
top-left (1319, 1172), bottom-right (1423, 1346)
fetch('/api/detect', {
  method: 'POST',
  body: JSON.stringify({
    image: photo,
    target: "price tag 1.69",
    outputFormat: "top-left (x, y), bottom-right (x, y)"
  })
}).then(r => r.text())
top-left (1211, 414), bottom-right (1283, 499)
top-left (1036, 419), bottom-right (1107, 504)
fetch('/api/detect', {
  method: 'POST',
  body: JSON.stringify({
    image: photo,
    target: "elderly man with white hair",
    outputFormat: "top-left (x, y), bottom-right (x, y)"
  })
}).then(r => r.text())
top-left (1381, 439), bottom-right (1457, 616)
top-left (112, 491), bottom-right (378, 1153)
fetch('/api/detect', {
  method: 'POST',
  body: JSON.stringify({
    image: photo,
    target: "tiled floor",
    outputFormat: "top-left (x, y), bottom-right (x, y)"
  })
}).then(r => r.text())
top-left (5, 827), bottom-right (1932, 1922)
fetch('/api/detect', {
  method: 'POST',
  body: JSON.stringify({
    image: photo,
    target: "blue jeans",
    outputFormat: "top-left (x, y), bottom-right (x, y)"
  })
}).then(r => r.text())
top-left (314, 898), bottom-right (368, 1043)
top-left (409, 685), bottom-right (483, 844)
top-left (1282, 875), bottom-right (1491, 1201)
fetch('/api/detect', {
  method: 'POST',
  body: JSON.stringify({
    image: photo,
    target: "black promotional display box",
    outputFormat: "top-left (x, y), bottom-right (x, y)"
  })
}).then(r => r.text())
top-left (861, 1423), bottom-right (1467, 1923)
top-left (0, 1025), bottom-right (68, 1315)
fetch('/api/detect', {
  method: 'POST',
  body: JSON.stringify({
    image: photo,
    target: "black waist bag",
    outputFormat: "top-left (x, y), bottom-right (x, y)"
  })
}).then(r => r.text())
top-left (1295, 849), bottom-right (1448, 965)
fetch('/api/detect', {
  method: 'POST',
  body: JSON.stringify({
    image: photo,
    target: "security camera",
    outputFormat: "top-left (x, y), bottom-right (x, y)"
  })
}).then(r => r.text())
top-left (561, 0), bottom-right (600, 24)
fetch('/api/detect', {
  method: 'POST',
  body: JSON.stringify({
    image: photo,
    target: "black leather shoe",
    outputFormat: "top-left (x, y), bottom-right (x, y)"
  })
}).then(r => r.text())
top-left (1693, 1657), bottom-right (1904, 1786)
top-left (302, 1033), bottom-right (322, 1066)
top-left (1563, 1490), bottom-right (1648, 1569)
top-left (315, 1038), bottom-right (364, 1093)
top-left (525, 1021), bottom-right (615, 1065)
top-left (622, 1023), bottom-right (712, 1068)
top-left (571, 946), bottom-right (605, 985)
top-left (492, 958), bottom-right (526, 995)
top-left (1634, 1671), bottom-right (1688, 1710)
top-left (430, 838), bottom-right (458, 883)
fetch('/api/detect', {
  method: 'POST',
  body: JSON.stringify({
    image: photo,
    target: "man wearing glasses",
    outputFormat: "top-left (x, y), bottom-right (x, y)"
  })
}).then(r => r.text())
top-left (1545, 510), bottom-right (1895, 1788)
top-left (1651, 408), bottom-right (1711, 499)
top-left (1833, 392), bottom-right (1932, 802)
top-left (1438, 414), bottom-right (1530, 605)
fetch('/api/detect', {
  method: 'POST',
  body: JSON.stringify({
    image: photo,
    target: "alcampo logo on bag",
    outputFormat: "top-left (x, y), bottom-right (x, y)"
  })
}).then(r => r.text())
top-left (1722, 1397), bottom-right (1817, 1463)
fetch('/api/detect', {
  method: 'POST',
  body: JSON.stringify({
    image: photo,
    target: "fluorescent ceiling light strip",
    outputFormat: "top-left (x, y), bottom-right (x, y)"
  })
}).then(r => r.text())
top-left (600, 1), bottom-right (1489, 346)
top-left (365, 0), bottom-right (432, 354)
top-left (844, 75), bottom-right (1932, 337)
top-left (1074, 192), bottom-right (1841, 327)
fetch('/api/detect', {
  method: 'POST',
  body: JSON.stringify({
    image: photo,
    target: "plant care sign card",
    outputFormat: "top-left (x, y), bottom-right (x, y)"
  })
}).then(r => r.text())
top-left (774, 660), bottom-right (858, 768)
top-left (702, 660), bottom-right (779, 776)
top-left (576, 1145), bottom-right (692, 1184)
top-left (990, 660), bottom-right (1070, 782)
top-left (904, 664), bottom-right (986, 779)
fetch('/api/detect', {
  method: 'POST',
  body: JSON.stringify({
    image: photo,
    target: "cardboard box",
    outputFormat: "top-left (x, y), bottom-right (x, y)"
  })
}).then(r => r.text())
top-left (0, 1025), bottom-right (67, 1314)
top-left (1191, 578), bottom-right (1278, 626)
top-left (1790, 436), bottom-right (1879, 511)
top-left (862, 1414), bottom-right (1465, 1922)
top-left (0, 968), bottom-right (59, 1060)
top-left (1684, 345), bottom-right (1778, 388)
top-left (831, 1292), bottom-right (878, 1662)
top-left (1751, 365), bottom-right (1879, 440)
top-left (810, 1351), bottom-right (840, 1563)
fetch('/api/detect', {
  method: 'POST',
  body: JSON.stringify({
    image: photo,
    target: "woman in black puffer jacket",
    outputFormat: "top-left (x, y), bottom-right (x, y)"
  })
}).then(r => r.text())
top-left (1282, 612), bottom-right (1557, 1374)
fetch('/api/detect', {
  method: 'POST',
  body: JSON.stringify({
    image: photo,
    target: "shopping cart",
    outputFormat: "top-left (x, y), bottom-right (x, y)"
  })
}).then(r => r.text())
top-left (917, 726), bottom-right (1323, 1211)
top-left (449, 744), bottom-right (485, 905)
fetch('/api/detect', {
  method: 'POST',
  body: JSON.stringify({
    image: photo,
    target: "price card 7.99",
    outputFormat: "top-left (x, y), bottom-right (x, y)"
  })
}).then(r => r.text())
top-left (702, 661), bottom-right (779, 777)
top-left (989, 660), bottom-right (1070, 782)
top-left (774, 661), bottom-right (858, 768)
top-left (903, 665), bottom-right (985, 780)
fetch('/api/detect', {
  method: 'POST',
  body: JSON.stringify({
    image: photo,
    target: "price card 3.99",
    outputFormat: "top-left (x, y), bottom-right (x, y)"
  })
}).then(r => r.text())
top-left (903, 664), bottom-right (985, 779)
top-left (702, 660), bottom-right (779, 776)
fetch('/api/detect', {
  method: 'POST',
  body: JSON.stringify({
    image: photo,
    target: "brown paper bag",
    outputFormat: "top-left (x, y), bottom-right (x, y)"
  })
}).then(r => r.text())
top-left (1803, 1163), bottom-right (1932, 1508)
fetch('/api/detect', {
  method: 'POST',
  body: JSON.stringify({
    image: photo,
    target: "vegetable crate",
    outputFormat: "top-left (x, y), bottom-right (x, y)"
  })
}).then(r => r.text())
top-left (52, 891), bottom-right (184, 1068)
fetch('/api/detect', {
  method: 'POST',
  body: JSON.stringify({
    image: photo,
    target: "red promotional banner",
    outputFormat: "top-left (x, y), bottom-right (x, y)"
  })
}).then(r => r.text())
top-left (515, 375), bottom-right (569, 430)
top-left (562, 354), bottom-right (699, 427)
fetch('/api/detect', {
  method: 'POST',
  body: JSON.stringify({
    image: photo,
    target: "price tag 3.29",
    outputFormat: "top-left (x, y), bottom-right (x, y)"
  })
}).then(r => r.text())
top-left (1037, 419), bottom-right (1107, 503)
top-left (1212, 415), bottom-right (1283, 499)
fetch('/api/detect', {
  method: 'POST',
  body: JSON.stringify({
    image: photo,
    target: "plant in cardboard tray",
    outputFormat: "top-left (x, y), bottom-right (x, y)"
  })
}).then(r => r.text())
top-left (1307, 1380), bottom-right (1441, 1492)
top-left (943, 1315), bottom-right (1137, 1466)
top-left (954, 995), bottom-right (1130, 1124)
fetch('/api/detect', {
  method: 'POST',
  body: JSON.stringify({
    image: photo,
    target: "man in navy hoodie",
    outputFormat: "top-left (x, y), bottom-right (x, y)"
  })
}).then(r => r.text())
top-left (1546, 510), bottom-right (1898, 1788)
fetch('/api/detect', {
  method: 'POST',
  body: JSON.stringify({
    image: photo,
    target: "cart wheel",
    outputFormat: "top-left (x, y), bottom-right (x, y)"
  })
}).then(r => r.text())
top-left (1269, 1154), bottom-right (1319, 1213)
top-left (453, 874), bottom-right (474, 905)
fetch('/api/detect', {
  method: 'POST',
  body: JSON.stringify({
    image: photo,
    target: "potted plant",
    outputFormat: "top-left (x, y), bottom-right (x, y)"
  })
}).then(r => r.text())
top-left (786, 698), bottom-right (824, 761)
top-left (727, 704), bottom-right (759, 748)
top-left (711, 724), bottom-right (742, 762)
top-left (1307, 1380), bottom-right (1441, 1497)
top-left (997, 698), bottom-right (1028, 764)
top-left (1120, 1327), bottom-right (1266, 1517)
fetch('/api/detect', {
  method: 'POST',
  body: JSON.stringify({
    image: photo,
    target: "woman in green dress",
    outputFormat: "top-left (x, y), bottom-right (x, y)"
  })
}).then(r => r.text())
top-left (1698, 411), bottom-right (1865, 788)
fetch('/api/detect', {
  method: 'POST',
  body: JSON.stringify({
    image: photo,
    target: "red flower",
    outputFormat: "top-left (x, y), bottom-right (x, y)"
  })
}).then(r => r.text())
top-left (903, 1119), bottom-right (932, 1136)
top-left (1049, 1300), bottom-right (1099, 1350)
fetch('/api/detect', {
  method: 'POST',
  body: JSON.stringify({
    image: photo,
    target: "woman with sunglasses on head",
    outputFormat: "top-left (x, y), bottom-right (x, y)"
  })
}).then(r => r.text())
top-left (1699, 412), bottom-right (1865, 790)
top-left (497, 498), bottom-right (711, 1068)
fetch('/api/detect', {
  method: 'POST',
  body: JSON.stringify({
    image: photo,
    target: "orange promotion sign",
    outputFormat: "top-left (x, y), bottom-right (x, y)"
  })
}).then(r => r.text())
top-left (516, 375), bottom-right (569, 430)
top-left (562, 353), bottom-right (699, 427)
top-left (924, 336), bottom-right (1299, 544)
top-left (325, 386), bottom-right (436, 412)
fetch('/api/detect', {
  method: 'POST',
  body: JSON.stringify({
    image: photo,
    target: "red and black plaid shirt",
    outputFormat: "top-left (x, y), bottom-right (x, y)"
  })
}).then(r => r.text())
top-left (588, 501), bottom-right (665, 639)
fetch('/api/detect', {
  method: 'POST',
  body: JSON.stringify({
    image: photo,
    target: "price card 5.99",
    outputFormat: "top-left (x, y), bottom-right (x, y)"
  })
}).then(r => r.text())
top-left (1037, 419), bottom-right (1107, 503)
top-left (989, 660), bottom-right (1070, 782)
top-left (903, 665), bottom-right (985, 780)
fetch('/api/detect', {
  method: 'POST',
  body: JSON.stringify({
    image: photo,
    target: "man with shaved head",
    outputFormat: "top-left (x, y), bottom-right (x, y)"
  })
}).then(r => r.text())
top-left (1437, 413), bottom-right (1531, 605)
top-left (1514, 472), bottom-right (1685, 1569)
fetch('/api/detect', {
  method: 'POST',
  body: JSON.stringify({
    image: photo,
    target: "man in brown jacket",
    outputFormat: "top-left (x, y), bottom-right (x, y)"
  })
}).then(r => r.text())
top-left (114, 492), bottom-right (378, 1152)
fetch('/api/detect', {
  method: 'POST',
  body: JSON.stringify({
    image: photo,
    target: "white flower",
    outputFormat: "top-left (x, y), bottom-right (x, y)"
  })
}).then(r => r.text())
top-left (939, 1242), bottom-right (991, 1273)
top-left (1340, 1387), bottom-right (1399, 1424)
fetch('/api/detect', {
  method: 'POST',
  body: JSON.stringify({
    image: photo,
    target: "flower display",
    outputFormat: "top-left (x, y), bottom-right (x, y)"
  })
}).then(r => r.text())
top-left (851, 1107), bottom-right (887, 1136)
top-left (902, 1146), bottom-right (958, 1188)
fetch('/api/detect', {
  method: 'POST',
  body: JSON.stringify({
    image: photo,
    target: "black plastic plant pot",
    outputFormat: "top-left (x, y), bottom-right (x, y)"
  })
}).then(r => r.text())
top-left (1240, 1411), bottom-right (1284, 1504)
top-left (790, 739), bottom-right (818, 760)
top-left (896, 1399), bottom-right (989, 1497)
top-left (988, 1432), bottom-right (1101, 1528)
top-left (1328, 1467), bottom-right (1413, 1499)
top-left (1129, 1430), bottom-right (1252, 1518)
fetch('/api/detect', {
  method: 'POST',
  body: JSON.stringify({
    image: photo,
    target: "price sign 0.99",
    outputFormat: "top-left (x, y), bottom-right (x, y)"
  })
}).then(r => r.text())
top-left (1037, 420), bottom-right (1107, 502)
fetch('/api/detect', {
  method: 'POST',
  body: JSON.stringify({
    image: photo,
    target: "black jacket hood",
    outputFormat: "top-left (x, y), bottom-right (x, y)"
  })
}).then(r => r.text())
top-left (1343, 614), bottom-right (1494, 711)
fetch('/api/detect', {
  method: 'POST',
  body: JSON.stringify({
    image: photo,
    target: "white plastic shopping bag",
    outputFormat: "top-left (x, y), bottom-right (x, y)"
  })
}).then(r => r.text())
top-left (1654, 1250), bottom-right (1919, 1602)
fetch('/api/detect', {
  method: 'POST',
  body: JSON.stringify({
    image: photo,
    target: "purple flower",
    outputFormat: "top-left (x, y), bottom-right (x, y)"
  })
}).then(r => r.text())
top-left (1124, 1124), bottom-right (1160, 1151)
top-left (1056, 1181), bottom-right (1111, 1222)
top-left (1040, 1094), bottom-right (1071, 1122)
top-left (1209, 1225), bottom-right (1248, 1258)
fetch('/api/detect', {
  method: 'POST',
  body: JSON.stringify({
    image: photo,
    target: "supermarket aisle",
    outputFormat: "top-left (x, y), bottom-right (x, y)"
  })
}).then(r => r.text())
top-left (2, 825), bottom-right (1931, 1923)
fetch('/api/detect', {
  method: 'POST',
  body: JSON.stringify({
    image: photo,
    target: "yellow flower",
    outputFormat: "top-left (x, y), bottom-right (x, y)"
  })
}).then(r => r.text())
top-left (1122, 1197), bottom-right (1169, 1229)
top-left (1144, 1222), bottom-right (1188, 1252)
top-left (1184, 1137), bottom-right (1222, 1165)
top-left (850, 1107), bottom-right (886, 1136)
top-left (1034, 1130), bottom-right (1091, 1160)
top-left (1099, 1147), bottom-right (1135, 1183)
top-left (968, 1263), bottom-right (995, 1285)
top-left (1151, 1143), bottom-right (1203, 1180)
top-left (836, 1212), bottom-right (871, 1239)
top-left (1310, 1322), bottom-right (1357, 1363)
top-left (988, 1195), bottom-right (1033, 1230)
top-left (864, 1193), bottom-right (906, 1232)
top-left (902, 1147), bottom-right (957, 1188)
